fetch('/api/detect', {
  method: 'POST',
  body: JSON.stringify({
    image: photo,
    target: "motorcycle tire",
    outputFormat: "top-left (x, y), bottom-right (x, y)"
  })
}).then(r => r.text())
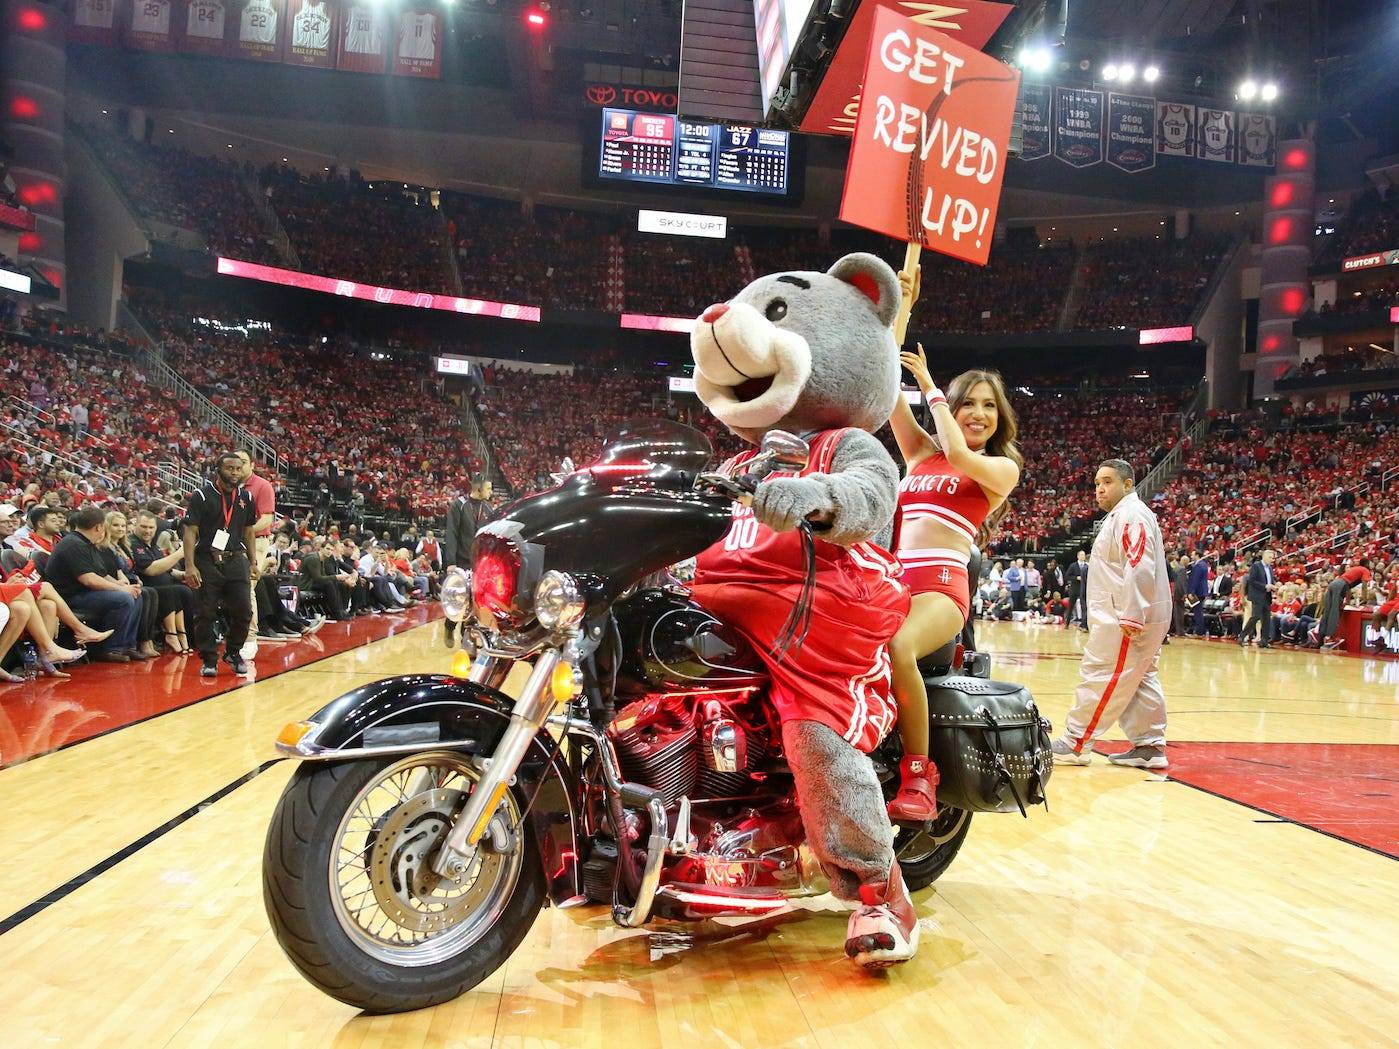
top-left (263, 756), bottom-right (546, 1014)
top-left (894, 805), bottom-right (973, 891)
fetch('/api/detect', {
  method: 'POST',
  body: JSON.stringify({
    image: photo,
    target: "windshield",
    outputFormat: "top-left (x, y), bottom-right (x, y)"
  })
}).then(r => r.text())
top-left (596, 419), bottom-right (714, 473)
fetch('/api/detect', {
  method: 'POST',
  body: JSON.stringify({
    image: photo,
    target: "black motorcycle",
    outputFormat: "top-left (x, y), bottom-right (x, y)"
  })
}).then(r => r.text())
top-left (263, 421), bottom-right (1052, 1013)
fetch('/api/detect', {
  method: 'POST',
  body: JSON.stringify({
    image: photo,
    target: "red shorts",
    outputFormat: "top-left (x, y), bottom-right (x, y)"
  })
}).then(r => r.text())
top-left (691, 555), bottom-right (909, 753)
top-left (1377, 598), bottom-right (1399, 618)
top-left (897, 548), bottom-right (970, 621)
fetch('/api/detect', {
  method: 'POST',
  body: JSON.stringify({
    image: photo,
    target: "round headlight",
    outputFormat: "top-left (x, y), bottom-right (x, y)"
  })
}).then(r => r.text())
top-left (441, 567), bottom-right (471, 623)
top-left (534, 571), bottom-right (585, 631)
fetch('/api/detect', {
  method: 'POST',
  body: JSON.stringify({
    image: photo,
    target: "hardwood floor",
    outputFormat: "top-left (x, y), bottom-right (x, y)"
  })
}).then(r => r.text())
top-left (1, 619), bottom-right (1396, 1048)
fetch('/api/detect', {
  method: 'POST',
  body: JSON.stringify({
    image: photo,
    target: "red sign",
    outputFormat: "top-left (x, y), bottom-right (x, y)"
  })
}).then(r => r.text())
top-left (393, 8), bottom-right (441, 79)
top-left (620, 313), bottom-right (695, 334)
top-left (1139, 325), bottom-right (1194, 345)
top-left (802, 0), bottom-right (1011, 136)
top-left (0, 203), bottom-right (35, 232)
top-left (1341, 249), bottom-right (1399, 272)
top-left (584, 83), bottom-right (677, 111)
top-left (838, 9), bottom-right (1019, 266)
top-left (1391, 306), bottom-right (1399, 325)
top-left (216, 257), bottom-right (542, 322)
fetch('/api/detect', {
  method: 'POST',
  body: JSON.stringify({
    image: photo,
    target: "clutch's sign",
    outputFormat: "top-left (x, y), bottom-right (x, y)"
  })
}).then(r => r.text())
top-left (838, 9), bottom-right (1020, 266)
top-left (583, 83), bottom-right (677, 111)
top-left (1341, 249), bottom-right (1399, 272)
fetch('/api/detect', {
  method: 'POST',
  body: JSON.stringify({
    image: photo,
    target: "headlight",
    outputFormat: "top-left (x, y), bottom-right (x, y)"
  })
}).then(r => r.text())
top-left (441, 567), bottom-right (471, 623)
top-left (534, 571), bottom-right (585, 632)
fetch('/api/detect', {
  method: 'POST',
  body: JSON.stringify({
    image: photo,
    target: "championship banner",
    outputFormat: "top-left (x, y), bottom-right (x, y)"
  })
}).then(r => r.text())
top-left (1106, 92), bottom-right (1155, 173)
top-left (1197, 108), bottom-right (1234, 163)
top-left (282, 0), bottom-right (337, 67)
top-left (798, 0), bottom-right (1013, 136)
top-left (337, 1), bottom-right (386, 73)
top-left (125, 0), bottom-right (174, 50)
top-left (1052, 86), bottom-right (1102, 168)
top-left (838, 9), bottom-right (1020, 266)
top-left (1237, 112), bottom-right (1276, 168)
top-left (71, 0), bottom-right (119, 45)
top-left (182, 0), bottom-right (230, 53)
top-left (229, 0), bottom-right (285, 60)
top-left (1155, 102), bottom-right (1195, 157)
top-left (393, 8), bottom-right (441, 79)
top-left (1017, 81), bottom-right (1052, 161)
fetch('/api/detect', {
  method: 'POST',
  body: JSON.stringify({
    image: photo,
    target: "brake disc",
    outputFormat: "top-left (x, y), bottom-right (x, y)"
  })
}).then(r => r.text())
top-left (366, 787), bottom-right (503, 934)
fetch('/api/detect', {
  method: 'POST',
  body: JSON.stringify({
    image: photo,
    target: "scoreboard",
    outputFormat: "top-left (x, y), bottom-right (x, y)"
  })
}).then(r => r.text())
top-left (598, 109), bottom-right (790, 196)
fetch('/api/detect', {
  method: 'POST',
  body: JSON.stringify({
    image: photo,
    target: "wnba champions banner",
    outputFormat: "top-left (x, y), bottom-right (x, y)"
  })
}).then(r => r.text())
top-left (393, 8), bottom-right (441, 79)
top-left (338, 0), bottom-right (387, 73)
top-left (283, 0), bottom-right (337, 67)
top-left (229, 0), bottom-right (285, 60)
top-left (1106, 92), bottom-right (1154, 173)
top-left (1017, 82), bottom-right (1052, 161)
top-left (1237, 112), bottom-right (1276, 167)
top-left (1197, 108), bottom-right (1235, 163)
top-left (125, 0), bottom-right (173, 50)
top-left (1053, 87), bottom-right (1103, 168)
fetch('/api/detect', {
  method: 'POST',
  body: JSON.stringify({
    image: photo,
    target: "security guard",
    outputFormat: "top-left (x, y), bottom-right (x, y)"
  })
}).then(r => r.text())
top-left (184, 451), bottom-right (259, 677)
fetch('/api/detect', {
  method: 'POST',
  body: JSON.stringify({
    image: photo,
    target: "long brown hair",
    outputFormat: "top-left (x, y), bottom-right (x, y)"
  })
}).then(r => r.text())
top-left (928, 369), bottom-right (1023, 546)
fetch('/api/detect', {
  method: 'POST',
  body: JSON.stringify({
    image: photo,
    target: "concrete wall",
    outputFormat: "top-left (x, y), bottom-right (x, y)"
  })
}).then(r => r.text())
top-left (64, 134), bottom-right (150, 329)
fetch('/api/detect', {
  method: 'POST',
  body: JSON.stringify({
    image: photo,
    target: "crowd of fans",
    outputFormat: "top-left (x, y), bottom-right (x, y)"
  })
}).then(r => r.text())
top-left (1073, 233), bottom-right (1232, 330)
top-left (1281, 345), bottom-right (1399, 384)
top-left (1316, 181), bottom-right (1399, 267)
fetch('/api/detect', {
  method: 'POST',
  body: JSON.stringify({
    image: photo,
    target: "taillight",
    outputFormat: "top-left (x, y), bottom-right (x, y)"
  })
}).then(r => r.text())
top-left (472, 536), bottom-right (522, 619)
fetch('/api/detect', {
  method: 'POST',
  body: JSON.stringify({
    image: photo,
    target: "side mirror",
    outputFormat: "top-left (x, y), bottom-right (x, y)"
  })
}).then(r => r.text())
top-left (759, 429), bottom-right (810, 472)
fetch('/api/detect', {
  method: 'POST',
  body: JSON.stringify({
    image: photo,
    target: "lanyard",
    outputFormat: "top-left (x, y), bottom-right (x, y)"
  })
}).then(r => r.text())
top-left (216, 484), bottom-right (240, 531)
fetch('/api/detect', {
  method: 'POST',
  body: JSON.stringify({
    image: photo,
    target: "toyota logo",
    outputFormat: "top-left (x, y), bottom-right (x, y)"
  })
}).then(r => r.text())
top-left (586, 84), bottom-right (617, 106)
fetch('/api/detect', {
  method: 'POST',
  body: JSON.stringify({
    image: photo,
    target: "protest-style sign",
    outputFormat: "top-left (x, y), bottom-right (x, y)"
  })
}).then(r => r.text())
top-left (838, 7), bottom-right (1020, 266)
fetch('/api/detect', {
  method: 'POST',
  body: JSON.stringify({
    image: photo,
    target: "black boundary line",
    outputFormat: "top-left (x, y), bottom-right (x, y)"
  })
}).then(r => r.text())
top-left (0, 759), bottom-right (284, 937)
top-left (1165, 775), bottom-right (1399, 862)
top-left (1, 612), bottom-right (440, 770)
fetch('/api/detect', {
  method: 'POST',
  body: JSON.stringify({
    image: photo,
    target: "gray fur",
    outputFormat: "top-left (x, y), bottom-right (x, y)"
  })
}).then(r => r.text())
top-left (783, 719), bottom-right (893, 901)
top-left (751, 429), bottom-right (899, 548)
top-left (722, 253), bottom-right (902, 445)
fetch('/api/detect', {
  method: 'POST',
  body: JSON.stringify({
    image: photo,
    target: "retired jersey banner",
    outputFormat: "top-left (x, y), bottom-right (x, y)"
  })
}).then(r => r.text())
top-left (1237, 112), bottom-right (1276, 167)
top-left (71, 0), bottom-right (119, 45)
top-left (229, 0), bottom-right (284, 59)
top-left (338, 2), bottom-right (385, 72)
top-left (1053, 87), bottom-right (1102, 168)
top-left (125, 0), bottom-right (174, 49)
top-left (799, 0), bottom-right (1012, 136)
top-left (1017, 81), bottom-right (1052, 161)
top-left (1155, 102), bottom-right (1195, 157)
top-left (393, 9), bottom-right (441, 78)
top-left (1197, 108), bottom-right (1234, 163)
top-left (839, 8), bottom-right (1020, 266)
top-left (283, 0), bottom-right (336, 66)
top-left (1106, 92), bottom-right (1155, 173)
top-left (181, 0), bottom-right (229, 52)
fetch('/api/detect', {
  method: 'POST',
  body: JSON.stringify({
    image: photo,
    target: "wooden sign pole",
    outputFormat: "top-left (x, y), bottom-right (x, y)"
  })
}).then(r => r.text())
top-left (893, 241), bottom-right (922, 346)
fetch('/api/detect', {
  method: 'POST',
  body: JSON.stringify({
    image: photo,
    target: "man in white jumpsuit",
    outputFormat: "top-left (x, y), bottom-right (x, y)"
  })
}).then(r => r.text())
top-left (1052, 459), bottom-right (1171, 770)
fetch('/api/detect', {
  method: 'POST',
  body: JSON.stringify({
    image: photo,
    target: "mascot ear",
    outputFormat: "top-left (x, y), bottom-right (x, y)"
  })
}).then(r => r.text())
top-left (827, 253), bottom-right (901, 330)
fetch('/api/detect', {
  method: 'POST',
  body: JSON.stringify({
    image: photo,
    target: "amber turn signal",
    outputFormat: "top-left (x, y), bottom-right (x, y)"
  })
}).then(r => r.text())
top-left (450, 650), bottom-right (473, 678)
top-left (277, 720), bottom-right (317, 748)
top-left (551, 661), bottom-right (580, 701)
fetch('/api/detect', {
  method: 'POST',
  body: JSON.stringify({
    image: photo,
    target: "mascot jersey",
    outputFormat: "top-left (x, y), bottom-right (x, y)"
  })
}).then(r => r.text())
top-left (691, 428), bottom-right (909, 753)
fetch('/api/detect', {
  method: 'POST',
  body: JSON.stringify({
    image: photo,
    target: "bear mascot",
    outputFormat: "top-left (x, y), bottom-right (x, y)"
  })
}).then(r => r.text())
top-left (688, 253), bottom-right (919, 968)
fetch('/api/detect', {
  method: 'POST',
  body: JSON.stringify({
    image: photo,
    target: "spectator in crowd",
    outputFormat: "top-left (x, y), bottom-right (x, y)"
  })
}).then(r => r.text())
top-left (43, 505), bottom-right (142, 663)
top-left (1240, 548), bottom-right (1278, 648)
top-left (102, 510), bottom-right (163, 660)
top-left (130, 509), bottom-right (195, 654)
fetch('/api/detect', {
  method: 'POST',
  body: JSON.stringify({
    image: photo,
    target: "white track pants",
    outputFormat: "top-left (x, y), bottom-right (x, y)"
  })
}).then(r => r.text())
top-left (1064, 621), bottom-right (1169, 753)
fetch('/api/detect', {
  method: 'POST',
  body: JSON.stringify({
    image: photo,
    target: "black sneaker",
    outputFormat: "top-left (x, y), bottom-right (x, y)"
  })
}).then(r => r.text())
top-left (200, 661), bottom-right (218, 678)
top-left (224, 654), bottom-right (250, 676)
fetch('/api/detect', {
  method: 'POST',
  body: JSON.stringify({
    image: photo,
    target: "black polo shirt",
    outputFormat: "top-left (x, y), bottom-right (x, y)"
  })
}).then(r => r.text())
top-left (44, 531), bottom-right (111, 602)
top-left (184, 481), bottom-right (257, 556)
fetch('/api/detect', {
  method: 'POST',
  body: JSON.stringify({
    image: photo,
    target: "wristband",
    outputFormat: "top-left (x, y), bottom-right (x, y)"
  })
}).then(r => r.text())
top-left (924, 387), bottom-right (947, 409)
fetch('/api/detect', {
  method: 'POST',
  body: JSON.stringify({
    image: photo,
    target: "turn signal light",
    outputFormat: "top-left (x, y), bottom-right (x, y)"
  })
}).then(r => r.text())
top-left (450, 650), bottom-right (473, 678)
top-left (551, 661), bottom-right (581, 701)
top-left (277, 720), bottom-right (317, 748)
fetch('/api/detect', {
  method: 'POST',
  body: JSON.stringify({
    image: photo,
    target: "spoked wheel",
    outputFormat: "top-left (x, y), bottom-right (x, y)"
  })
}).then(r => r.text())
top-left (264, 752), bottom-right (545, 1013)
top-left (893, 806), bottom-right (973, 891)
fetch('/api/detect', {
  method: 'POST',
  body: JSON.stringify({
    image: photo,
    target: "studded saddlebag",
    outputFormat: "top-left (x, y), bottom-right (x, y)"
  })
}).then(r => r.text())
top-left (925, 676), bottom-right (1053, 816)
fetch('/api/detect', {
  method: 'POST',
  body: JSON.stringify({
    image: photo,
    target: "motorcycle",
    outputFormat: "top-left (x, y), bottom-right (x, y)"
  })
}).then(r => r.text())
top-left (264, 421), bottom-right (1052, 1013)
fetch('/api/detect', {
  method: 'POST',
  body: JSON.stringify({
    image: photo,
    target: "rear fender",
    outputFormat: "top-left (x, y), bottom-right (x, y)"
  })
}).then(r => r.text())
top-left (280, 673), bottom-right (580, 905)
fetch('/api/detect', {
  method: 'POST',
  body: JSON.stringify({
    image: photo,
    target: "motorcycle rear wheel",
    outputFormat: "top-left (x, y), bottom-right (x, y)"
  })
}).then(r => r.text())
top-left (263, 753), bottom-right (545, 1014)
top-left (894, 806), bottom-right (972, 891)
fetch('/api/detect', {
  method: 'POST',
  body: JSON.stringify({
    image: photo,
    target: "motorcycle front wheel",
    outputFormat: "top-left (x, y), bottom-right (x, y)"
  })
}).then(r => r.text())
top-left (263, 752), bottom-right (545, 1014)
top-left (894, 805), bottom-right (972, 891)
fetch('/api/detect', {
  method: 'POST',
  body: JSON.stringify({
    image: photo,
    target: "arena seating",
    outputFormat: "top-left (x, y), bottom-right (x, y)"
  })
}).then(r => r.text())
top-left (1316, 185), bottom-right (1399, 267)
top-left (1073, 233), bottom-right (1232, 330)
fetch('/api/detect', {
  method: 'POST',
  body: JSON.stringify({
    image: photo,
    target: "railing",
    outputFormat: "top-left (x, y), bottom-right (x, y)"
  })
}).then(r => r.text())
top-left (0, 419), bottom-right (119, 489)
top-left (459, 393), bottom-right (503, 490)
top-left (1189, 232), bottom-right (1249, 328)
top-left (241, 173), bottom-right (300, 269)
top-left (116, 302), bottom-right (281, 475)
top-left (435, 207), bottom-right (464, 296)
top-left (1136, 384), bottom-right (1209, 504)
top-left (1055, 241), bottom-right (1088, 332)
top-left (6, 394), bottom-right (55, 426)
top-left (155, 460), bottom-right (201, 499)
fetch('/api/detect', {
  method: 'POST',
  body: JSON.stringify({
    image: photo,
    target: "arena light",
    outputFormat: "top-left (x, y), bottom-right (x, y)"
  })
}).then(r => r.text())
top-left (1118, 62), bottom-right (1136, 83)
top-left (1238, 79), bottom-right (1259, 101)
top-left (1261, 82), bottom-right (1279, 102)
top-left (1143, 65), bottom-right (1160, 83)
top-left (0, 268), bottom-right (32, 295)
top-left (1017, 44), bottom-right (1052, 74)
top-left (1102, 63), bottom-right (1118, 81)
top-left (525, 7), bottom-right (546, 26)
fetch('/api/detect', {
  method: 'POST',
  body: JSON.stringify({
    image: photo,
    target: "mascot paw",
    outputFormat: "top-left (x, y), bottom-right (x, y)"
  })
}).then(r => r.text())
top-left (752, 476), bottom-right (827, 533)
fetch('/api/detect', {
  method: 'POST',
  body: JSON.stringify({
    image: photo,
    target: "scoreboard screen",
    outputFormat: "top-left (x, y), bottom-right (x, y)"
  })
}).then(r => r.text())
top-left (598, 108), bottom-right (790, 196)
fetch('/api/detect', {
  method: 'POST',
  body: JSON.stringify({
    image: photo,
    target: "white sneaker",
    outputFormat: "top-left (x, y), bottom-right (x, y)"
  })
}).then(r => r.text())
top-left (240, 640), bottom-right (258, 661)
top-left (1051, 738), bottom-right (1093, 765)
top-left (305, 616), bottom-right (326, 635)
top-left (1106, 746), bottom-right (1168, 770)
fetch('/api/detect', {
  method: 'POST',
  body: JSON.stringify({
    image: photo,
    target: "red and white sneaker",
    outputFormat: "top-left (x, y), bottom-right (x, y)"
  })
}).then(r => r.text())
top-left (845, 861), bottom-right (920, 970)
top-left (887, 754), bottom-right (939, 822)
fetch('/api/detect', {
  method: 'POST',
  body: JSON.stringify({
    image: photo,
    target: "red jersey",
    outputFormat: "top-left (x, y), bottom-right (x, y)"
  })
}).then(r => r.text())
top-left (692, 428), bottom-right (908, 752)
top-left (895, 451), bottom-right (992, 546)
top-left (1341, 565), bottom-right (1372, 587)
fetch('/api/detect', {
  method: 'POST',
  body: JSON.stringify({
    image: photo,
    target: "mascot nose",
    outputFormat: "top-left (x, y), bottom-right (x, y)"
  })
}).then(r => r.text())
top-left (701, 303), bottom-right (729, 324)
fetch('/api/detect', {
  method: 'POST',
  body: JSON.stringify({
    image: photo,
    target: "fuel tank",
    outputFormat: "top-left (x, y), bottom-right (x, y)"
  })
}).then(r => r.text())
top-left (613, 588), bottom-right (767, 694)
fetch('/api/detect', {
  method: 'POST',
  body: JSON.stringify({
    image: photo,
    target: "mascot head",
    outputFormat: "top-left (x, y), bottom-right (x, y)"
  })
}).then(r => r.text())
top-left (690, 253), bottom-right (902, 445)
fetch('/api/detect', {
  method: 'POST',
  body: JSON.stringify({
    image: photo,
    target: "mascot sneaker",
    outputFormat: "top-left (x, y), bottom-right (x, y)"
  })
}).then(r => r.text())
top-left (888, 754), bottom-right (939, 822)
top-left (1052, 738), bottom-right (1093, 764)
top-left (845, 862), bottom-right (920, 969)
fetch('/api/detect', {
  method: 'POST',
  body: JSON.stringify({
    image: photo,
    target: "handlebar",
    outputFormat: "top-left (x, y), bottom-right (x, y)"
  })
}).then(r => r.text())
top-left (694, 471), bottom-right (832, 531)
